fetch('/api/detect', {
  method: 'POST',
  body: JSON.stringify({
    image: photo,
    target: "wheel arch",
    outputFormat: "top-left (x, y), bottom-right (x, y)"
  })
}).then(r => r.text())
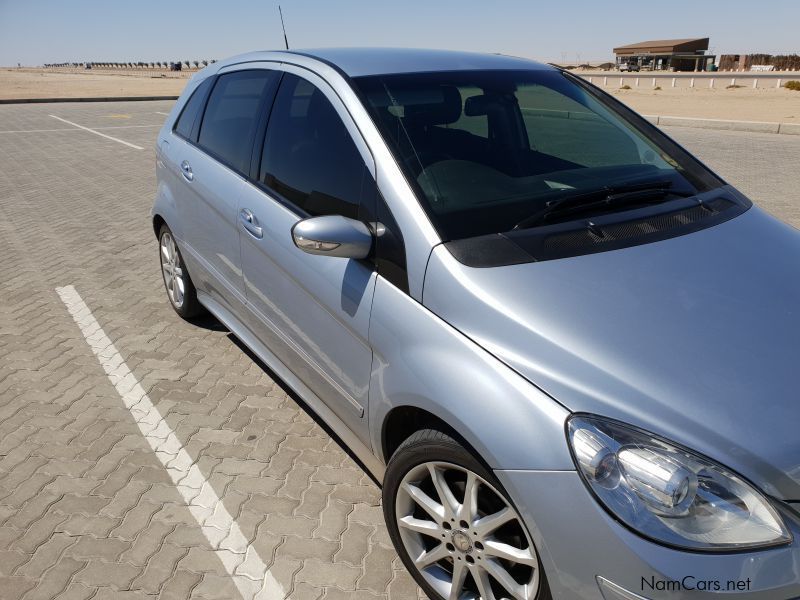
top-left (381, 405), bottom-right (483, 465)
top-left (152, 213), bottom-right (167, 239)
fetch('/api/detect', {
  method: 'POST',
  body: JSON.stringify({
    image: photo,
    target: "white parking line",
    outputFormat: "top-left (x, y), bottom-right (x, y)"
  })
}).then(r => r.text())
top-left (0, 128), bottom-right (79, 133)
top-left (0, 124), bottom-right (159, 134)
top-left (95, 124), bottom-right (161, 130)
top-left (155, 111), bottom-right (170, 116)
top-left (56, 285), bottom-right (283, 600)
top-left (48, 115), bottom-right (144, 150)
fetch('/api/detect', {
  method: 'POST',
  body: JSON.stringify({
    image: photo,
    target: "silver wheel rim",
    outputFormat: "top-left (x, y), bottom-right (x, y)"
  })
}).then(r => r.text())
top-left (396, 461), bottom-right (540, 600)
top-left (160, 232), bottom-right (185, 309)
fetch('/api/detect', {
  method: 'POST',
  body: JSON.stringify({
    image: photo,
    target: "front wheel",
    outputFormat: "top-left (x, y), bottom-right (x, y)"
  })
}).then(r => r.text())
top-left (383, 429), bottom-right (551, 600)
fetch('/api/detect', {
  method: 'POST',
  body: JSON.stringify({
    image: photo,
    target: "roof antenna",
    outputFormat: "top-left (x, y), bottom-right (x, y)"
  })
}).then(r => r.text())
top-left (278, 5), bottom-right (289, 50)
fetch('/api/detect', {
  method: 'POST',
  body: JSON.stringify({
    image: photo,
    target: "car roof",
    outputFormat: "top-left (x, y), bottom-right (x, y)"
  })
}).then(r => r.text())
top-left (220, 47), bottom-right (553, 78)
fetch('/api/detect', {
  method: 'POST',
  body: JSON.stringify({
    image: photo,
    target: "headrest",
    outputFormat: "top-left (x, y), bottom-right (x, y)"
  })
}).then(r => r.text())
top-left (464, 93), bottom-right (517, 116)
top-left (401, 85), bottom-right (462, 126)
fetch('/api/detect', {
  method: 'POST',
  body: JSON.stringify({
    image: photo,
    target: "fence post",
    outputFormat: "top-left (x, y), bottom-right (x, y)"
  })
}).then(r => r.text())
top-left (652, 77), bottom-right (656, 87)
top-left (671, 77), bottom-right (676, 88)
top-left (731, 78), bottom-right (736, 87)
top-left (603, 76), bottom-right (608, 86)
top-left (753, 78), bottom-right (758, 89)
top-left (588, 76), bottom-right (593, 84)
top-left (709, 78), bottom-right (715, 88)
top-left (777, 79), bottom-right (782, 88)
top-left (635, 77), bottom-right (639, 87)
top-left (690, 78), bottom-right (694, 88)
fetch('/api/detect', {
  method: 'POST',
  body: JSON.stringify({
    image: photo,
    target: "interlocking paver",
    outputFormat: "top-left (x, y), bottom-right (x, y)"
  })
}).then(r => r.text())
top-left (56, 514), bottom-right (121, 538)
top-left (0, 549), bottom-right (28, 576)
top-left (0, 575), bottom-right (37, 600)
top-left (296, 558), bottom-right (362, 590)
top-left (0, 101), bottom-right (797, 600)
top-left (359, 542), bottom-right (398, 594)
top-left (190, 572), bottom-right (246, 600)
top-left (66, 536), bottom-right (132, 562)
top-left (278, 535), bottom-right (339, 562)
top-left (131, 542), bottom-right (189, 594)
top-left (23, 557), bottom-right (86, 600)
top-left (335, 521), bottom-right (372, 566)
top-left (160, 569), bottom-right (203, 600)
top-left (74, 559), bottom-right (142, 590)
top-left (56, 583), bottom-right (97, 600)
top-left (14, 533), bottom-right (76, 578)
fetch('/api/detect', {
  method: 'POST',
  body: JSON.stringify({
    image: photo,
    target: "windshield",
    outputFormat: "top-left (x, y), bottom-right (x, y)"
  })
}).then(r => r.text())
top-left (354, 69), bottom-right (722, 240)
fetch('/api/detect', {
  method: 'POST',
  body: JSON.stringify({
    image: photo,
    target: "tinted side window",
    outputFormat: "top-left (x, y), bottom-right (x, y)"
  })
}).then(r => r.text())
top-left (198, 70), bottom-right (278, 173)
top-left (174, 77), bottom-right (213, 140)
top-left (259, 74), bottom-right (367, 219)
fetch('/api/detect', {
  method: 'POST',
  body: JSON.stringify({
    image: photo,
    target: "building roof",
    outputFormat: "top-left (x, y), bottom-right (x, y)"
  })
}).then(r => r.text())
top-left (613, 38), bottom-right (709, 55)
top-left (216, 48), bottom-right (552, 78)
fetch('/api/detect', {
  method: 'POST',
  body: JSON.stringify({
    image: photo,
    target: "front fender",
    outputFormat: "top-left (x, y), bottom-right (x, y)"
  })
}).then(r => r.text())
top-left (368, 276), bottom-right (573, 470)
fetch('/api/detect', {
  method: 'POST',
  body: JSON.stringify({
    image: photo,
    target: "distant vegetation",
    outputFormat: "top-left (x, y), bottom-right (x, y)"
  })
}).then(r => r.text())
top-left (41, 60), bottom-right (217, 70)
top-left (786, 81), bottom-right (800, 91)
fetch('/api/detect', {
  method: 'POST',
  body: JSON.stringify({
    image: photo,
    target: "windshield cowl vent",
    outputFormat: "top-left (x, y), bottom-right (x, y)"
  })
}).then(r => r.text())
top-left (446, 192), bottom-right (749, 267)
top-left (542, 197), bottom-right (732, 253)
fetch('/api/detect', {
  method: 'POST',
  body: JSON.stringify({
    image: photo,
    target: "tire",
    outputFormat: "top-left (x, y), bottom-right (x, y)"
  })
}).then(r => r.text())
top-left (384, 429), bottom-right (551, 600)
top-left (158, 224), bottom-right (204, 319)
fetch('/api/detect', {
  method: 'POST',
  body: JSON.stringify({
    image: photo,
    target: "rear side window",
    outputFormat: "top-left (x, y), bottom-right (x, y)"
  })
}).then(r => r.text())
top-left (173, 77), bottom-right (213, 140)
top-left (198, 70), bottom-right (278, 173)
top-left (259, 73), bottom-right (368, 219)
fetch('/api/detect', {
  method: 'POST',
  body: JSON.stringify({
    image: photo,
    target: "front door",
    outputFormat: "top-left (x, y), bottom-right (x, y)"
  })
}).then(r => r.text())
top-left (237, 71), bottom-right (377, 442)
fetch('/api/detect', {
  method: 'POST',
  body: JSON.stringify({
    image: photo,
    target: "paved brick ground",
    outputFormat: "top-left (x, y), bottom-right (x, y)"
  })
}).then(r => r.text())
top-left (0, 101), bottom-right (798, 600)
top-left (0, 102), bottom-right (421, 600)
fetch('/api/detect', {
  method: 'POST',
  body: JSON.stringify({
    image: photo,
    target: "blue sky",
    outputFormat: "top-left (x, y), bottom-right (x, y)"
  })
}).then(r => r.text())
top-left (0, 0), bottom-right (797, 66)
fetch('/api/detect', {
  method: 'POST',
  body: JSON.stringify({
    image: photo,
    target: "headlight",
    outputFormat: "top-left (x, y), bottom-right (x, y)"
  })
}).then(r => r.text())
top-left (567, 415), bottom-right (791, 551)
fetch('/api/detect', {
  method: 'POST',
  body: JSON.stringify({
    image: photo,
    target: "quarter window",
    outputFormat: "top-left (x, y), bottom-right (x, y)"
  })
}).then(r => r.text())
top-left (173, 77), bottom-right (213, 140)
top-left (197, 70), bottom-right (278, 173)
top-left (259, 74), bottom-right (368, 219)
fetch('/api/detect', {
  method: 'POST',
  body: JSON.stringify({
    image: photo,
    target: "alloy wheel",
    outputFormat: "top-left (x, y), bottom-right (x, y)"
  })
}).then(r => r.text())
top-left (160, 231), bottom-right (185, 309)
top-left (395, 461), bottom-right (540, 600)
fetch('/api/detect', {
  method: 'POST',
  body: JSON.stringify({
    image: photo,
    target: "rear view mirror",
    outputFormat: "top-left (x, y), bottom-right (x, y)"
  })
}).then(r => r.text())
top-left (292, 215), bottom-right (373, 259)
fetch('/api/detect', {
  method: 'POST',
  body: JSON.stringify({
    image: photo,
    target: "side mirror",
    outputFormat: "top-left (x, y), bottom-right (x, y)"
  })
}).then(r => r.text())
top-left (292, 215), bottom-right (373, 259)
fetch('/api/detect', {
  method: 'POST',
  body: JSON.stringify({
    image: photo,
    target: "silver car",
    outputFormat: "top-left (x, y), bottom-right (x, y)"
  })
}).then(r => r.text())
top-left (152, 48), bottom-right (800, 600)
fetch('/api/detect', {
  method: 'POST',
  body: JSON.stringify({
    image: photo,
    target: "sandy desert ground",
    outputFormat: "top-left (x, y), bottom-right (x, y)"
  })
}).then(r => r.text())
top-left (0, 68), bottom-right (189, 99)
top-left (608, 86), bottom-right (800, 122)
top-left (1, 68), bottom-right (799, 123)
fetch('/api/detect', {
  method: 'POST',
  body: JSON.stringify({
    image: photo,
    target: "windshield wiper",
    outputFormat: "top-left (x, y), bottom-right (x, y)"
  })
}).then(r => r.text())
top-left (512, 180), bottom-right (695, 230)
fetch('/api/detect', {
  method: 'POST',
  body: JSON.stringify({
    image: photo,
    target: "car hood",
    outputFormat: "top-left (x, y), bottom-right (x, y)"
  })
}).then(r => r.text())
top-left (423, 204), bottom-right (800, 499)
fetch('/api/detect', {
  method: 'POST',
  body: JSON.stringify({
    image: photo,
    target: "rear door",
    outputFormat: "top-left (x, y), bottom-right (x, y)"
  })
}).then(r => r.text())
top-left (173, 69), bottom-right (280, 313)
top-left (237, 69), bottom-right (377, 442)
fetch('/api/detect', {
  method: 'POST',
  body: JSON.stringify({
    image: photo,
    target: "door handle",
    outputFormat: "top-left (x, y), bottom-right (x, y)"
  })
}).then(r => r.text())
top-left (180, 160), bottom-right (193, 181)
top-left (240, 208), bottom-right (263, 238)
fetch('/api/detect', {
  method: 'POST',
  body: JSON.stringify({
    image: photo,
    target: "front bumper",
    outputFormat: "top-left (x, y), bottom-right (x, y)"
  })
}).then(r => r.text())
top-left (495, 470), bottom-right (800, 599)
